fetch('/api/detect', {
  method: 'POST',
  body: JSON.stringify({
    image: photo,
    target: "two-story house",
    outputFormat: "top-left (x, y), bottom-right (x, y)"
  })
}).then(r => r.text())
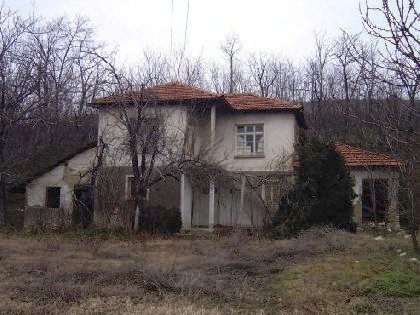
top-left (24, 82), bottom-right (400, 230)
top-left (89, 82), bottom-right (304, 229)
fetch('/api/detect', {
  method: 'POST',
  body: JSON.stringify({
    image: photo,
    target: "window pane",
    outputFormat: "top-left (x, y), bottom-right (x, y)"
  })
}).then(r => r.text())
top-left (255, 125), bottom-right (263, 132)
top-left (237, 126), bottom-right (245, 133)
top-left (255, 134), bottom-right (264, 153)
top-left (246, 125), bottom-right (254, 132)
top-left (246, 141), bottom-right (254, 153)
top-left (246, 134), bottom-right (254, 142)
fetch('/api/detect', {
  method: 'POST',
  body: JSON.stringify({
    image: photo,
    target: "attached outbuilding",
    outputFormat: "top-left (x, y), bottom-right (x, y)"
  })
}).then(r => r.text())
top-left (335, 143), bottom-right (401, 229)
top-left (24, 144), bottom-right (98, 229)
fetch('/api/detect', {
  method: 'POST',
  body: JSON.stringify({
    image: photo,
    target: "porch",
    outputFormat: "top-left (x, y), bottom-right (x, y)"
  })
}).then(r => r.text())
top-left (351, 169), bottom-right (399, 229)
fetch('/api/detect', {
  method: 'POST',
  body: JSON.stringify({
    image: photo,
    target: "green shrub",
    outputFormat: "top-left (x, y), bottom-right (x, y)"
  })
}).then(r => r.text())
top-left (272, 134), bottom-right (356, 238)
top-left (159, 207), bottom-right (182, 234)
top-left (272, 186), bottom-right (307, 238)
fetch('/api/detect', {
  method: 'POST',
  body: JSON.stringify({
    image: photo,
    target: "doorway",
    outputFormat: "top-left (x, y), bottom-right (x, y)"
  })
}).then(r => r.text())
top-left (73, 185), bottom-right (94, 228)
top-left (362, 179), bottom-right (388, 224)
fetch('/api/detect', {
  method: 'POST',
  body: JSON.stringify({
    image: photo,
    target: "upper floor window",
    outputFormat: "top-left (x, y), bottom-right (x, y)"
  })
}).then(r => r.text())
top-left (236, 124), bottom-right (264, 156)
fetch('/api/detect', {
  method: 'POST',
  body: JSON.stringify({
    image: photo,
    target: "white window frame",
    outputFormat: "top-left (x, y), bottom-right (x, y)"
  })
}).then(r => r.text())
top-left (235, 124), bottom-right (264, 157)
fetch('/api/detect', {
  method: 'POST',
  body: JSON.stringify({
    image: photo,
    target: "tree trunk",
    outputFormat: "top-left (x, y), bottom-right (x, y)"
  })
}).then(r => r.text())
top-left (0, 175), bottom-right (6, 225)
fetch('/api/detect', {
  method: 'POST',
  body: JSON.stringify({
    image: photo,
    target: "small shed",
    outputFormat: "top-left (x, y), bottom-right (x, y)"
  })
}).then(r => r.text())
top-left (335, 144), bottom-right (401, 229)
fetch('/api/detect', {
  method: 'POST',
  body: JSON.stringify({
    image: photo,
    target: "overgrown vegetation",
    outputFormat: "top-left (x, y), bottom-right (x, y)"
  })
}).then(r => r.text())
top-left (0, 229), bottom-right (418, 314)
top-left (273, 135), bottom-right (356, 238)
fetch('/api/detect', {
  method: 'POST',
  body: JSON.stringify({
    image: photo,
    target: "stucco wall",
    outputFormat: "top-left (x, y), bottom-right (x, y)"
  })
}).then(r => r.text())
top-left (213, 112), bottom-right (296, 172)
top-left (98, 105), bottom-right (297, 172)
top-left (98, 105), bottom-right (189, 167)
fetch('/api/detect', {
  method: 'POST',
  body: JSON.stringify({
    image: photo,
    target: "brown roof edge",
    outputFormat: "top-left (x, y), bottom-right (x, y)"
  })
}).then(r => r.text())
top-left (24, 142), bottom-right (97, 185)
top-left (334, 143), bottom-right (402, 168)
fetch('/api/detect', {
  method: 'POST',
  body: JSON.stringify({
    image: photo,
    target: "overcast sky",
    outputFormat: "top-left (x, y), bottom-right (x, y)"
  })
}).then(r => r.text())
top-left (8, 0), bottom-right (365, 65)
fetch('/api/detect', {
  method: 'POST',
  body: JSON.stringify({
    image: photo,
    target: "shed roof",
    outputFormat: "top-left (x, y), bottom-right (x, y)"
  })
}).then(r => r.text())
top-left (335, 143), bottom-right (401, 168)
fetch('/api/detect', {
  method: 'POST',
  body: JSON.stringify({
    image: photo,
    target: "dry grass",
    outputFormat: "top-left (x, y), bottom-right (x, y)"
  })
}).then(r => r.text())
top-left (0, 228), bottom-right (418, 314)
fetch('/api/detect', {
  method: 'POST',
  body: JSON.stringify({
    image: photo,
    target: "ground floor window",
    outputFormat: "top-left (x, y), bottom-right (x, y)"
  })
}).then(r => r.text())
top-left (46, 186), bottom-right (61, 208)
top-left (125, 175), bottom-right (150, 201)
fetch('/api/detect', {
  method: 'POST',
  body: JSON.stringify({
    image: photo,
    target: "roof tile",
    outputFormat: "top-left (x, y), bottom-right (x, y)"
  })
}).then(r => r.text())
top-left (91, 82), bottom-right (216, 105)
top-left (335, 143), bottom-right (401, 167)
top-left (90, 82), bottom-right (302, 112)
top-left (222, 93), bottom-right (301, 111)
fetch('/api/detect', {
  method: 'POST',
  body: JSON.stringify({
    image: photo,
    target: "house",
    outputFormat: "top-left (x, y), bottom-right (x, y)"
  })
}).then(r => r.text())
top-left (24, 82), bottom-right (401, 230)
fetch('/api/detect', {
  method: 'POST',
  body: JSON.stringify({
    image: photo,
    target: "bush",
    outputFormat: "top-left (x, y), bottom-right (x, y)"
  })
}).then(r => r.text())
top-left (141, 206), bottom-right (181, 234)
top-left (159, 207), bottom-right (182, 234)
top-left (272, 134), bottom-right (356, 238)
top-left (272, 186), bottom-right (307, 238)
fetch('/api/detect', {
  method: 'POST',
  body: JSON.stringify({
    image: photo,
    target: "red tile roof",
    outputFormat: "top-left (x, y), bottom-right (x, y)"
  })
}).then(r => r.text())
top-left (90, 82), bottom-right (302, 112)
top-left (335, 143), bottom-right (401, 167)
top-left (91, 82), bottom-right (216, 105)
top-left (222, 93), bottom-right (302, 111)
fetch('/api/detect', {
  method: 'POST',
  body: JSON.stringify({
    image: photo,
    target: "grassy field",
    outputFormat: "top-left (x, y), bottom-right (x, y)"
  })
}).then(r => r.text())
top-left (0, 228), bottom-right (419, 314)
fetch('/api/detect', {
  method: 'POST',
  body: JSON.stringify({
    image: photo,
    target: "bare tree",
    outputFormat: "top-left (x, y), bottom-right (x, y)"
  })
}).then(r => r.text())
top-left (221, 34), bottom-right (242, 93)
top-left (0, 6), bottom-right (38, 224)
top-left (360, 0), bottom-right (420, 250)
top-left (248, 52), bottom-right (278, 97)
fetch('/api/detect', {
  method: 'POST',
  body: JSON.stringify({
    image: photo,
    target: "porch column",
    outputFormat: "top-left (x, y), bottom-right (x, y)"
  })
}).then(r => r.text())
top-left (180, 173), bottom-right (192, 230)
top-left (388, 175), bottom-right (400, 230)
top-left (352, 174), bottom-right (363, 225)
top-left (209, 178), bottom-right (215, 229)
top-left (208, 104), bottom-right (216, 229)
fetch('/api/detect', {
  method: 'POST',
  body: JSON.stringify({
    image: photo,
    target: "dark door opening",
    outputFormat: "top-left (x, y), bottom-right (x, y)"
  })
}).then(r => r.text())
top-left (73, 185), bottom-right (94, 228)
top-left (362, 179), bottom-right (388, 224)
top-left (46, 187), bottom-right (61, 208)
